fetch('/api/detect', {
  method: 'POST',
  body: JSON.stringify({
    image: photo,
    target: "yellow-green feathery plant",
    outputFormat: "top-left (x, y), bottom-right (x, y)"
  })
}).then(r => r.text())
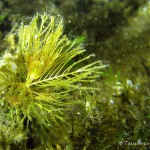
top-left (0, 14), bottom-right (105, 134)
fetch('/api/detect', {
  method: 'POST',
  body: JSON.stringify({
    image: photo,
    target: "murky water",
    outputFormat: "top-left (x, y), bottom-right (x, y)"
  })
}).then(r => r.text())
top-left (0, 0), bottom-right (150, 149)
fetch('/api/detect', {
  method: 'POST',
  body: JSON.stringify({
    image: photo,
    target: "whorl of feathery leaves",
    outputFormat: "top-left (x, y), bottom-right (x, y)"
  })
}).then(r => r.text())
top-left (0, 13), bottom-right (106, 127)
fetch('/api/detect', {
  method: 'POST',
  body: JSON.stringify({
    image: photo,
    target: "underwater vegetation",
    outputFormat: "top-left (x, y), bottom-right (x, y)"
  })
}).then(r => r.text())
top-left (0, 0), bottom-right (150, 150)
top-left (0, 13), bottom-right (106, 149)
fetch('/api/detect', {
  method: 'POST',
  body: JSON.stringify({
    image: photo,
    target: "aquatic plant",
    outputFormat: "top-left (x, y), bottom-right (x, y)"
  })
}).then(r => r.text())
top-left (0, 15), bottom-right (6, 22)
top-left (0, 13), bottom-right (105, 148)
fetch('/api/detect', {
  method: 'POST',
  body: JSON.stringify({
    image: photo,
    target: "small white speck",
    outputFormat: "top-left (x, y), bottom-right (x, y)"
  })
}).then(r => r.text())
top-left (110, 99), bottom-right (114, 104)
